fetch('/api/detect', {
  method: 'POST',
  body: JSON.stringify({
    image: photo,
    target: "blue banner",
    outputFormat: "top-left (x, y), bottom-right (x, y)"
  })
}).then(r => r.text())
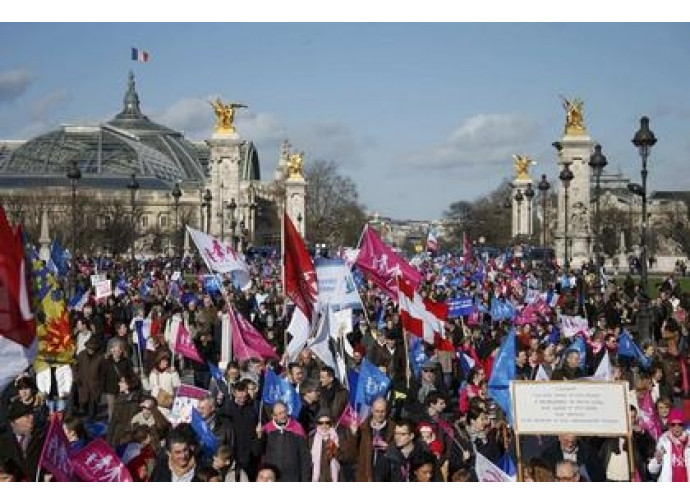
top-left (447, 295), bottom-right (475, 318)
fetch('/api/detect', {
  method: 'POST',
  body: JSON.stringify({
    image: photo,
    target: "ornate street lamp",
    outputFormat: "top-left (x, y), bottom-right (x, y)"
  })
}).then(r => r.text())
top-left (559, 162), bottom-right (574, 270)
top-left (538, 174), bottom-right (551, 267)
top-left (127, 171), bottom-right (139, 272)
top-left (171, 181), bottom-right (182, 257)
top-left (631, 116), bottom-right (657, 295)
top-left (589, 144), bottom-right (608, 275)
top-left (202, 188), bottom-right (212, 234)
top-left (524, 183), bottom-right (535, 238)
top-left (228, 198), bottom-right (237, 248)
top-left (514, 189), bottom-right (524, 238)
top-left (67, 162), bottom-right (82, 296)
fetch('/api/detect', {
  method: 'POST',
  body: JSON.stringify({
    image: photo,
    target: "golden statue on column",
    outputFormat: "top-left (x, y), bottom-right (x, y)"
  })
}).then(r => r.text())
top-left (561, 96), bottom-right (586, 135)
top-left (287, 152), bottom-right (305, 180)
top-left (512, 154), bottom-right (535, 180)
top-left (210, 98), bottom-right (247, 134)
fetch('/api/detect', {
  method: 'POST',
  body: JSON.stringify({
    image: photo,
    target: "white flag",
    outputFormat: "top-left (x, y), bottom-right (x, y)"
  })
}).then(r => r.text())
top-left (534, 364), bottom-right (550, 381)
top-left (591, 350), bottom-right (613, 381)
top-left (186, 226), bottom-right (250, 278)
top-left (286, 306), bottom-right (311, 362)
top-left (475, 451), bottom-right (515, 482)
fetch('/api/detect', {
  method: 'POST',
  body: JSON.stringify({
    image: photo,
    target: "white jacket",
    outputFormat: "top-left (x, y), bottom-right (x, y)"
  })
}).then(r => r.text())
top-left (647, 431), bottom-right (690, 482)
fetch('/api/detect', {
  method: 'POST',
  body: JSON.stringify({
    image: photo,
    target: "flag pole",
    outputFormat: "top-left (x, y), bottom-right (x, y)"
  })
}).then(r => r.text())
top-left (281, 208), bottom-right (288, 361)
top-left (395, 275), bottom-right (411, 389)
top-left (186, 225), bottom-right (236, 365)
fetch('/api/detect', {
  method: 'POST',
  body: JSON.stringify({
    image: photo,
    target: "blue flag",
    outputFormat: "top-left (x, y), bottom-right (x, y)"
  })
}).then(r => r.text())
top-left (49, 239), bottom-right (69, 277)
top-left (203, 275), bottom-right (221, 295)
top-left (457, 349), bottom-right (476, 377)
top-left (447, 295), bottom-right (475, 318)
top-left (354, 358), bottom-right (391, 407)
top-left (133, 319), bottom-right (147, 350)
top-left (191, 408), bottom-right (218, 458)
top-left (261, 368), bottom-right (302, 417)
top-left (490, 298), bottom-right (516, 321)
top-left (488, 328), bottom-right (516, 425)
top-left (618, 329), bottom-right (651, 369)
top-left (498, 453), bottom-right (517, 477)
top-left (409, 335), bottom-right (429, 378)
top-left (68, 287), bottom-right (89, 311)
top-left (208, 362), bottom-right (225, 385)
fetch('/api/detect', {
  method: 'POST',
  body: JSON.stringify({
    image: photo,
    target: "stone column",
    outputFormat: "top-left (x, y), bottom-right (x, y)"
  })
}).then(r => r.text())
top-left (207, 132), bottom-right (242, 238)
top-left (512, 179), bottom-right (533, 238)
top-left (38, 208), bottom-right (51, 261)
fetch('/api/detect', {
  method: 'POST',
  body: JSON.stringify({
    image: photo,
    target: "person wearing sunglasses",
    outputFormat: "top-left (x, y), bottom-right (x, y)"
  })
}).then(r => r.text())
top-left (308, 409), bottom-right (343, 482)
top-left (648, 409), bottom-right (690, 482)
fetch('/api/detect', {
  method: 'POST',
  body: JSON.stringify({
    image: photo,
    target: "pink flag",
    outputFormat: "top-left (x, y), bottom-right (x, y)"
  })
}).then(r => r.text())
top-left (174, 323), bottom-right (203, 363)
top-left (70, 438), bottom-right (133, 482)
top-left (355, 225), bottom-right (421, 297)
top-left (638, 389), bottom-right (663, 440)
top-left (336, 403), bottom-right (361, 429)
top-left (38, 416), bottom-right (74, 482)
top-left (229, 308), bottom-right (278, 362)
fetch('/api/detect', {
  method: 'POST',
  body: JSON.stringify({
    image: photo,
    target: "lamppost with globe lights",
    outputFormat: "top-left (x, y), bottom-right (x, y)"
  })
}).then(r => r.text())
top-left (127, 171), bottom-right (139, 273)
top-left (589, 144), bottom-right (608, 277)
top-left (67, 162), bottom-right (82, 296)
top-left (630, 116), bottom-right (657, 296)
top-left (559, 162), bottom-right (574, 270)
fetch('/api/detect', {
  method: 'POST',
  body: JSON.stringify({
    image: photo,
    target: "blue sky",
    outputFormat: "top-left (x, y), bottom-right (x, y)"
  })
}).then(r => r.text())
top-left (1, 22), bottom-right (690, 220)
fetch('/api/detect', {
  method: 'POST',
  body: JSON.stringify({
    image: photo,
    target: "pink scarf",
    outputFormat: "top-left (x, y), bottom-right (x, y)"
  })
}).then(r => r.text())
top-left (311, 428), bottom-right (340, 482)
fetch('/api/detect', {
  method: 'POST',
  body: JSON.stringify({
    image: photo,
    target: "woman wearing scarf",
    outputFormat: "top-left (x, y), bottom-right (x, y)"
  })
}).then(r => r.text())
top-left (309, 409), bottom-right (343, 482)
top-left (648, 409), bottom-right (690, 482)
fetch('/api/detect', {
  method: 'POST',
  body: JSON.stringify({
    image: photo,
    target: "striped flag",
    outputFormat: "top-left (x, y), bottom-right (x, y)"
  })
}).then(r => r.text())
top-left (131, 47), bottom-right (150, 62)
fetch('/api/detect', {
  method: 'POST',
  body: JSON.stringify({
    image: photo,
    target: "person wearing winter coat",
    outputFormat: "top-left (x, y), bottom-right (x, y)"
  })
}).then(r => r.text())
top-left (648, 409), bottom-right (690, 482)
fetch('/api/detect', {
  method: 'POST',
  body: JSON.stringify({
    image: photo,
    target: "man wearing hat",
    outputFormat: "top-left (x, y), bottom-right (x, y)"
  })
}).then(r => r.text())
top-left (0, 400), bottom-right (47, 481)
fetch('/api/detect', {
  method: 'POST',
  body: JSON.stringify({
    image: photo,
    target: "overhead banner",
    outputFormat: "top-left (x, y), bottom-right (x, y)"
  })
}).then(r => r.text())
top-left (511, 381), bottom-right (629, 436)
top-left (315, 258), bottom-right (362, 310)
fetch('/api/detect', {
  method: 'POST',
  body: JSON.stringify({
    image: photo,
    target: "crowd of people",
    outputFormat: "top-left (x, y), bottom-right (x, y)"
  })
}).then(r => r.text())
top-left (1, 245), bottom-right (690, 483)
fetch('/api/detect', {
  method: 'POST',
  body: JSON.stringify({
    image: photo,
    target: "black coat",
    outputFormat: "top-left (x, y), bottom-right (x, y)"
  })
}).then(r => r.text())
top-left (0, 428), bottom-right (46, 482)
top-left (222, 399), bottom-right (260, 475)
top-left (541, 438), bottom-right (606, 482)
top-left (260, 427), bottom-right (311, 482)
top-left (380, 440), bottom-right (439, 482)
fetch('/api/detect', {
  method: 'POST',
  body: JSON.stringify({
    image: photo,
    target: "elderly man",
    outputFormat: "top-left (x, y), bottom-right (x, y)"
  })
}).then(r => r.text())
top-left (0, 401), bottom-right (47, 482)
top-left (258, 401), bottom-right (311, 482)
top-left (197, 396), bottom-right (234, 451)
top-left (541, 434), bottom-right (605, 482)
top-left (341, 397), bottom-right (396, 481)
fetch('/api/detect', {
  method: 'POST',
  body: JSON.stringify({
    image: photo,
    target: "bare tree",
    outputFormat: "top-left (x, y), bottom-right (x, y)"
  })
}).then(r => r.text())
top-left (305, 160), bottom-right (367, 247)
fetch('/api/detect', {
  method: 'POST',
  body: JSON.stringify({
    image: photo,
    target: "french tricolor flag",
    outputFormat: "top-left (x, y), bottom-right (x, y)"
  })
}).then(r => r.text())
top-left (131, 47), bottom-right (150, 63)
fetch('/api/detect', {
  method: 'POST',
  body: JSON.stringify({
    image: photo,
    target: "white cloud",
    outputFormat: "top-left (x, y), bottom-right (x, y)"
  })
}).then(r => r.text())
top-left (29, 89), bottom-right (70, 121)
top-left (0, 69), bottom-right (34, 103)
top-left (291, 120), bottom-right (370, 167)
top-left (154, 97), bottom-right (211, 137)
top-left (404, 113), bottom-right (540, 170)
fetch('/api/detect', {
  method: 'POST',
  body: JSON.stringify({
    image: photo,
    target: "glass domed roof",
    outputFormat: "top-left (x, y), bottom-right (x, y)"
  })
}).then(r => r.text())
top-left (0, 72), bottom-right (208, 188)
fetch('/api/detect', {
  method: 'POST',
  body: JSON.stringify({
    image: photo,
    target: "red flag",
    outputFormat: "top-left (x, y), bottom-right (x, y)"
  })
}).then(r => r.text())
top-left (70, 438), bottom-right (133, 482)
top-left (356, 225), bottom-right (421, 297)
top-left (463, 231), bottom-right (473, 262)
top-left (283, 211), bottom-right (317, 320)
top-left (174, 323), bottom-right (203, 363)
top-left (398, 280), bottom-right (443, 344)
top-left (38, 416), bottom-right (74, 482)
top-left (228, 308), bottom-right (278, 362)
top-left (0, 206), bottom-right (36, 393)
